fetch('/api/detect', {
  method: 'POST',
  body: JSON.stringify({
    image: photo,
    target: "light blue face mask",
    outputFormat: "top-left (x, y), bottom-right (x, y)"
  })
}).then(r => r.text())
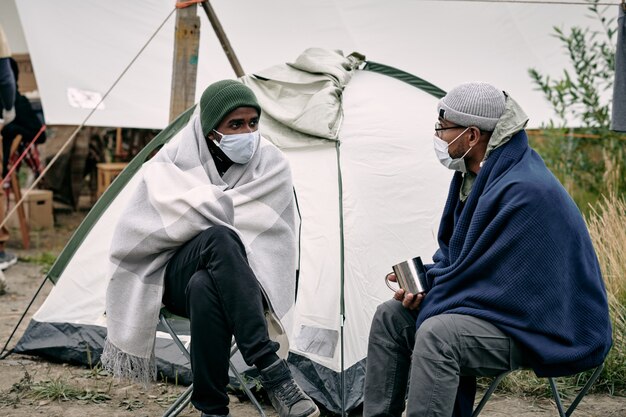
top-left (432, 127), bottom-right (472, 173)
top-left (213, 130), bottom-right (260, 164)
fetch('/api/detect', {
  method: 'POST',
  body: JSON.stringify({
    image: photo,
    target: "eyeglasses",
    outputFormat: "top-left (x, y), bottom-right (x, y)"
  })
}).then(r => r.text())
top-left (434, 121), bottom-right (465, 138)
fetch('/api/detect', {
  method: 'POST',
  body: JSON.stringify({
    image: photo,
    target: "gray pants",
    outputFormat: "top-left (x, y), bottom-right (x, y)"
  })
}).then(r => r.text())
top-left (363, 300), bottom-right (526, 417)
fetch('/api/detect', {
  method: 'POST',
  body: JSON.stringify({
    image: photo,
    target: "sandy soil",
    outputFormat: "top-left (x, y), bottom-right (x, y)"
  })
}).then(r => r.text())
top-left (0, 210), bottom-right (625, 417)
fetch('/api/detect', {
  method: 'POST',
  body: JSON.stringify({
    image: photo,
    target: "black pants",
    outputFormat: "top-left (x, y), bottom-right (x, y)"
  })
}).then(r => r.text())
top-left (163, 226), bottom-right (280, 415)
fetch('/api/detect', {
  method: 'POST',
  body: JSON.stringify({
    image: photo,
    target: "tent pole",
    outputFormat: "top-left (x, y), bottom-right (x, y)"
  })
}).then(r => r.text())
top-left (0, 274), bottom-right (51, 359)
top-left (170, 2), bottom-right (200, 122)
top-left (335, 140), bottom-right (347, 417)
top-left (200, 0), bottom-right (244, 77)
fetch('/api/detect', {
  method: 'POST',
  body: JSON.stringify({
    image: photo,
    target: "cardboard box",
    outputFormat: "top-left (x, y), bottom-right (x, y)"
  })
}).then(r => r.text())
top-left (12, 53), bottom-right (38, 93)
top-left (6, 189), bottom-right (54, 230)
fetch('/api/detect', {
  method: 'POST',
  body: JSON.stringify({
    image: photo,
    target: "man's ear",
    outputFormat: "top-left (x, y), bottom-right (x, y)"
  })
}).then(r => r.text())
top-left (468, 127), bottom-right (482, 145)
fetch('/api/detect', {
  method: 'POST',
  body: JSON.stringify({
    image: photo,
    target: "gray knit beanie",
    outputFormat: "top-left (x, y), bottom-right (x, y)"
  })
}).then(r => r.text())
top-left (199, 80), bottom-right (261, 137)
top-left (437, 82), bottom-right (506, 131)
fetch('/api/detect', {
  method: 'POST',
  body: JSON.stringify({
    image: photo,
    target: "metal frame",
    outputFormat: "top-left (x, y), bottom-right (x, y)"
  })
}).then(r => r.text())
top-left (472, 364), bottom-right (604, 417)
top-left (159, 311), bottom-right (267, 417)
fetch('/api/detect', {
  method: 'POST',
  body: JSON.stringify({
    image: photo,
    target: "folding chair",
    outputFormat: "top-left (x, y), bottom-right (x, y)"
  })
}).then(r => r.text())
top-left (158, 308), bottom-right (267, 417)
top-left (472, 363), bottom-right (605, 417)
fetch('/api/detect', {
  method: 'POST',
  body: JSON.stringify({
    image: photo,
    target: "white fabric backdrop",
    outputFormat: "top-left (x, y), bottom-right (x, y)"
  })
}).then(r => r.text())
top-left (8, 0), bottom-right (617, 128)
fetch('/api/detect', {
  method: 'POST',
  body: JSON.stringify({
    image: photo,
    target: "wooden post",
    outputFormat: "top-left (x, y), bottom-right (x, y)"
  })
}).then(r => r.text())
top-left (8, 135), bottom-right (30, 249)
top-left (169, 2), bottom-right (201, 122)
top-left (10, 169), bottom-right (29, 250)
top-left (115, 127), bottom-right (123, 158)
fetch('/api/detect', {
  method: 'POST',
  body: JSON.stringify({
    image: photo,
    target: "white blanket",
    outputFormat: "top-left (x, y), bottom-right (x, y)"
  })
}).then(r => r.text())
top-left (101, 113), bottom-right (297, 383)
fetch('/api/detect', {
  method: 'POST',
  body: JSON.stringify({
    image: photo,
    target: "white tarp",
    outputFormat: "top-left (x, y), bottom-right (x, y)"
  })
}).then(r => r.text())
top-left (5, 0), bottom-right (617, 129)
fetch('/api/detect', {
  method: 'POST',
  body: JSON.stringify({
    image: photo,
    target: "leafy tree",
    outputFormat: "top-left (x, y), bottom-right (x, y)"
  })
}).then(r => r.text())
top-left (529, 0), bottom-right (617, 128)
top-left (527, 0), bottom-right (624, 207)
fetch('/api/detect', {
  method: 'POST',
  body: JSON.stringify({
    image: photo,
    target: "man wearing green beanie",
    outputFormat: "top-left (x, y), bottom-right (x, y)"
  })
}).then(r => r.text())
top-left (103, 79), bottom-right (319, 417)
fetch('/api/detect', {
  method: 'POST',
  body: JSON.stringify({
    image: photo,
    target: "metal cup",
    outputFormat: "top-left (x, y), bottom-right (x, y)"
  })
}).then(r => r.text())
top-left (385, 256), bottom-right (427, 294)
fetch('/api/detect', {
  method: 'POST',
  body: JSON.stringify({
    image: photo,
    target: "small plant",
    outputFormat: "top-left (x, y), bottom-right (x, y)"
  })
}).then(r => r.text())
top-left (82, 343), bottom-right (109, 379)
top-left (0, 371), bottom-right (33, 407)
top-left (20, 251), bottom-right (57, 273)
top-left (83, 362), bottom-right (110, 380)
top-left (75, 389), bottom-right (112, 404)
top-left (29, 377), bottom-right (84, 402)
top-left (0, 371), bottom-right (114, 407)
top-left (10, 371), bottom-right (33, 393)
top-left (119, 398), bottom-right (145, 411)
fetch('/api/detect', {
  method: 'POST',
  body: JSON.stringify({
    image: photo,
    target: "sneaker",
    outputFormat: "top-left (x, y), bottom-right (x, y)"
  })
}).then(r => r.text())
top-left (0, 251), bottom-right (17, 270)
top-left (259, 360), bottom-right (319, 417)
top-left (2, 106), bottom-right (15, 125)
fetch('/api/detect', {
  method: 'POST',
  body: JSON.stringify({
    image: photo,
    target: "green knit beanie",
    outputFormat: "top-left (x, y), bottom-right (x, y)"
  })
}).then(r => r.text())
top-left (199, 80), bottom-right (261, 137)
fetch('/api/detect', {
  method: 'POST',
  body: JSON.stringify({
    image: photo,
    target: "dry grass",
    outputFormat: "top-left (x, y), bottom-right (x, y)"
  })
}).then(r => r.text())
top-left (586, 194), bottom-right (626, 394)
top-left (587, 194), bottom-right (626, 304)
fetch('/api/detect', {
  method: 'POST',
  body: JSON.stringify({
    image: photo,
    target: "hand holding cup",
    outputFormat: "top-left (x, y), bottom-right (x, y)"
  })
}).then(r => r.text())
top-left (384, 257), bottom-right (427, 311)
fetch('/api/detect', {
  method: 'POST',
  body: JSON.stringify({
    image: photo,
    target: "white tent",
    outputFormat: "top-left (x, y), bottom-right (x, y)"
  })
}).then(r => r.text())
top-left (2, 0), bottom-right (618, 129)
top-left (14, 49), bottom-right (451, 412)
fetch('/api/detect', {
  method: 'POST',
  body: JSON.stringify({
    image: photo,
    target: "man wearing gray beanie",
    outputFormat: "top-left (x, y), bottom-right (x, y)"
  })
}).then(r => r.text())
top-left (364, 82), bottom-right (611, 417)
top-left (103, 80), bottom-right (319, 417)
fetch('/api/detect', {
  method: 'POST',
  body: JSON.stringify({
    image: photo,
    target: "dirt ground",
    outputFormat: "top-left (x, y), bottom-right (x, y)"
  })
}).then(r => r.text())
top-left (1, 209), bottom-right (625, 417)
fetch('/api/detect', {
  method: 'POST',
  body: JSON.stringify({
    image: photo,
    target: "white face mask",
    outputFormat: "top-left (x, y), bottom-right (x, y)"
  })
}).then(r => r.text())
top-left (432, 127), bottom-right (472, 173)
top-left (213, 130), bottom-right (260, 164)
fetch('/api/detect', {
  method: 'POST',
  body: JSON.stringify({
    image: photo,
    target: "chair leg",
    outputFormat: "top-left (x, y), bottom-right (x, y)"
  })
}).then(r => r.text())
top-left (472, 371), bottom-right (512, 417)
top-left (548, 377), bottom-right (567, 417)
top-left (229, 359), bottom-right (267, 417)
top-left (160, 314), bottom-right (191, 362)
top-left (162, 384), bottom-right (193, 417)
top-left (548, 364), bottom-right (604, 417)
top-left (160, 313), bottom-right (267, 417)
top-left (566, 364), bottom-right (604, 416)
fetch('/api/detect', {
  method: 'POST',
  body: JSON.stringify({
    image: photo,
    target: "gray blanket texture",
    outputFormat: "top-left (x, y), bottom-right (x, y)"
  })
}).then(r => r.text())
top-left (101, 113), bottom-right (297, 383)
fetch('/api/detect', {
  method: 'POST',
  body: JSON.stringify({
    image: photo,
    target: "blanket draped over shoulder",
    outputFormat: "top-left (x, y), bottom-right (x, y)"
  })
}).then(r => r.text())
top-left (418, 130), bottom-right (612, 378)
top-left (101, 114), bottom-right (297, 383)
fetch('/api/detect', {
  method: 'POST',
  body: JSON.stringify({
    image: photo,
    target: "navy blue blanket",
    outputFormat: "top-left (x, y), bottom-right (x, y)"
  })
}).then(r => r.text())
top-left (418, 131), bottom-right (612, 377)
